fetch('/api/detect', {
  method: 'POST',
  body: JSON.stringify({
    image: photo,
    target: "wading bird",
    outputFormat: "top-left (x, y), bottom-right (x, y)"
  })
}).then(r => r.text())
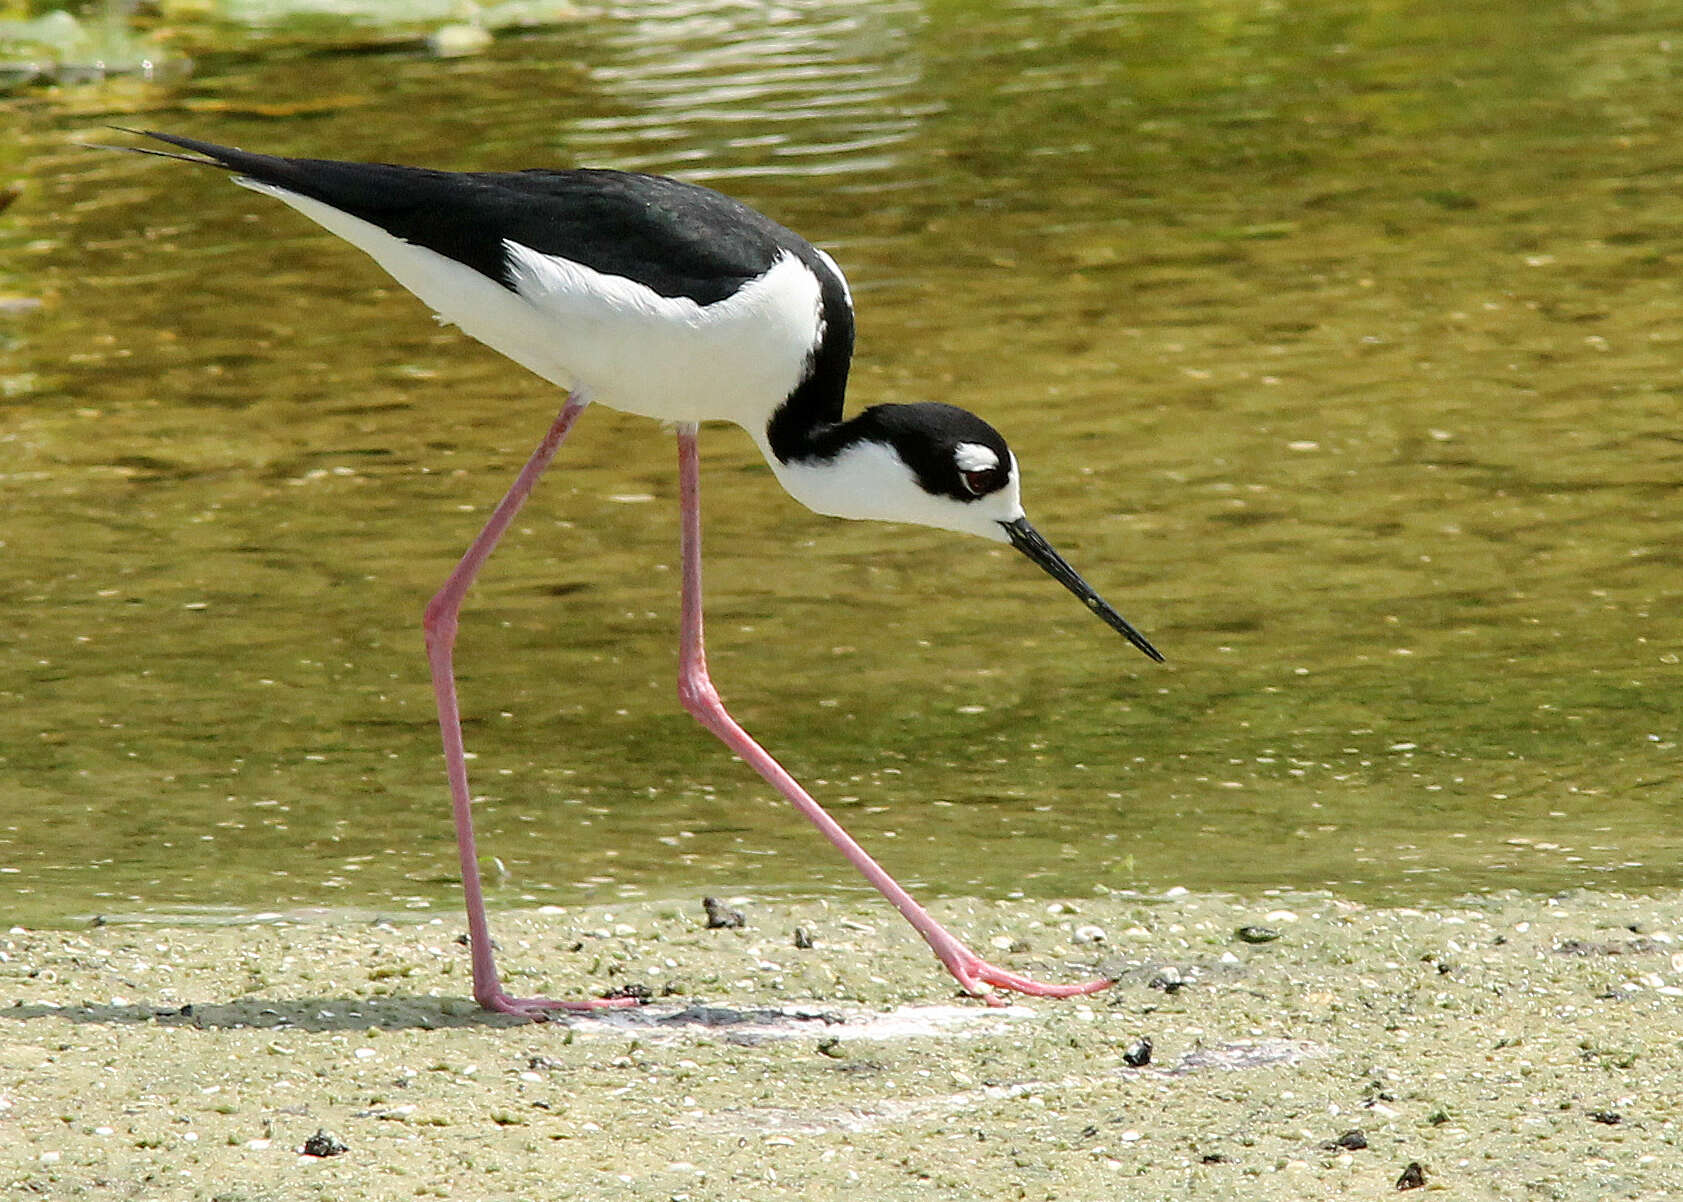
top-left (119, 131), bottom-right (1163, 1015)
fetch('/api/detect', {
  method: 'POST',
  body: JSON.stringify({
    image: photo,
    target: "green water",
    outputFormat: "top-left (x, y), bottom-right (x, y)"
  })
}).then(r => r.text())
top-left (3, 0), bottom-right (1680, 926)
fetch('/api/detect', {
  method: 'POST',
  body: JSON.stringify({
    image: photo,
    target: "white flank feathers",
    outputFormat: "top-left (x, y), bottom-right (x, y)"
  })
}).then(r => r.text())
top-left (234, 178), bottom-right (825, 427)
top-left (503, 242), bottom-right (824, 426)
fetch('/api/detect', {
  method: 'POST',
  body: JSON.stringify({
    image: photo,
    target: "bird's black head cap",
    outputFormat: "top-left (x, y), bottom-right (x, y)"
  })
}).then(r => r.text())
top-left (844, 403), bottom-right (1015, 503)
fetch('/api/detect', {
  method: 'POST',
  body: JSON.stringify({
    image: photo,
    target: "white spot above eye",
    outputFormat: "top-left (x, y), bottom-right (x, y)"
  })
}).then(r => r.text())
top-left (954, 442), bottom-right (1000, 473)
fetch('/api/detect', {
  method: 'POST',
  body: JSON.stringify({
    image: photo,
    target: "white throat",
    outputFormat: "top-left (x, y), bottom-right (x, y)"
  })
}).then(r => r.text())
top-left (761, 437), bottom-right (1022, 542)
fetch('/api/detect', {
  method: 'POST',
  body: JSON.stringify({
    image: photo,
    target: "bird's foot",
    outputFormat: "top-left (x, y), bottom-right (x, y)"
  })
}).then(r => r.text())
top-left (477, 988), bottom-right (642, 1021)
top-left (942, 949), bottom-right (1114, 1007)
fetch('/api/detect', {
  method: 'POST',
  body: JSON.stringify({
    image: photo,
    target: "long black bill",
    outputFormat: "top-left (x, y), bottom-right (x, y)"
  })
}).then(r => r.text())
top-left (1003, 518), bottom-right (1164, 663)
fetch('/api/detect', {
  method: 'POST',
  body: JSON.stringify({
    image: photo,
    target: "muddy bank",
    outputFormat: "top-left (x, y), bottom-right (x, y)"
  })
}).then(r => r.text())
top-left (3, 888), bottom-right (1680, 1198)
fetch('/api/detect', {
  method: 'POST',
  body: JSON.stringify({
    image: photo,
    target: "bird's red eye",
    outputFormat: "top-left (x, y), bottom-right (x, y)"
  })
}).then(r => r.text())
top-left (961, 467), bottom-right (1002, 496)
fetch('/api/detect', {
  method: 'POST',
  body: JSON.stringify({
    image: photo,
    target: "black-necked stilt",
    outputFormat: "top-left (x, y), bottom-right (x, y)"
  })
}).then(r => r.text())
top-left (118, 131), bottom-right (1163, 1015)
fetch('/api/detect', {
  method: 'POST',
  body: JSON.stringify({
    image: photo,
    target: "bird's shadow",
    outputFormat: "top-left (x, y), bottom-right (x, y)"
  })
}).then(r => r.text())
top-left (6, 995), bottom-right (1327, 1076)
top-left (5, 995), bottom-right (845, 1034)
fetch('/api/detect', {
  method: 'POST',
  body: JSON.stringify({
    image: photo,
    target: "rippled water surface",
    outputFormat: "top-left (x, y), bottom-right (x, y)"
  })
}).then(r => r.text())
top-left (4, 0), bottom-right (1681, 925)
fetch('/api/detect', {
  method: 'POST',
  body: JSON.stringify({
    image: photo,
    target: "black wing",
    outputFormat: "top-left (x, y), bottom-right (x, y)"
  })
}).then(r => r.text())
top-left (129, 131), bottom-right (808, 305)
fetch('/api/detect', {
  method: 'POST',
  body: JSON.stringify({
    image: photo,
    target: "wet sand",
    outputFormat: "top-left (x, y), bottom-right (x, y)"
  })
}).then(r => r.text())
top-left (4, 888), bottom-right (1681, 1199)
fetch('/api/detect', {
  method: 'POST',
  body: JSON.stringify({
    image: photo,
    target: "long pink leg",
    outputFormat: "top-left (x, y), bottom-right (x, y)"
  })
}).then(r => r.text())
top-left (423, 395), bottom-right (635, 1018)
top-left (671, 424), bottom-right (1112, 1004)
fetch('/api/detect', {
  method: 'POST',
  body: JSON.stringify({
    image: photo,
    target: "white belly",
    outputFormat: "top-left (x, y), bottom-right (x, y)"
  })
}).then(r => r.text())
top-left (241, 180), bottom-right (824, 429)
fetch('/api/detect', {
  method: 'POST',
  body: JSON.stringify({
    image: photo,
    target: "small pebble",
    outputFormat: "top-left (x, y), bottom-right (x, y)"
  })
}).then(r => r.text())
top-left (1122, 1037), bottom-right (1152, 1068)
top-left (430, 23), bottom-right (493, 57)
top-left (1236, 926), bottom-right (1281, 944)
top-left (302, 1129), bottom-right (349, 1158)
top-left (1148, 968), bottom-right (1185, 993)
top-left (1396, 1161), bottom-right (1427, 1190)
top-left (703, 897), bottom-right (745, 929)
top-left (601, 982), bottom-right (653, 1003)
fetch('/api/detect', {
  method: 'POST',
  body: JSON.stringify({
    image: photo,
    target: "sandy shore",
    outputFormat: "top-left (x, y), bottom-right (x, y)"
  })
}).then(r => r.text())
top-left (4, 887), bottom-right (1681, 1199)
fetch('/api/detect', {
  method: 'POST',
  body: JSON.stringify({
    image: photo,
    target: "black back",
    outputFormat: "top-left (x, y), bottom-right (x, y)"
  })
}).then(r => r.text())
top-left (134, 131), bottom-right (857, 448)
top-left (139, 132), bottom-right (816, 305)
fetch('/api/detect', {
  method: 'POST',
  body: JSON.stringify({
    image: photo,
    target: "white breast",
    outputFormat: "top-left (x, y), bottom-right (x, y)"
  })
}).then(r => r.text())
top-left (238, 179), bottom-right (826, 427)
top-left (503, 242), bottom-right (824, 425)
